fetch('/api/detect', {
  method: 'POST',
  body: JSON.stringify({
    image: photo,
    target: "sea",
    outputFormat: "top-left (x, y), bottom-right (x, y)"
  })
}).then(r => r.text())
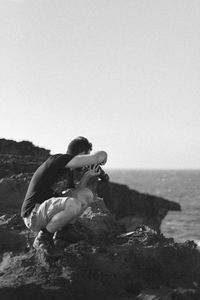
top-left (107, 169), bottom-right (200, 243)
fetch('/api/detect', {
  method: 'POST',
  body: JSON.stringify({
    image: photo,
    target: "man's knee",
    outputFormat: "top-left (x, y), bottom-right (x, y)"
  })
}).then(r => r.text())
top-left (77, 187), bottom-right (94, 203)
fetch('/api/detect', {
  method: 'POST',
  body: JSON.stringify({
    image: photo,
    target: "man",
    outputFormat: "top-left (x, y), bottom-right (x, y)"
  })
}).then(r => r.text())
top-left (21, 136), bottom-right (107, 257)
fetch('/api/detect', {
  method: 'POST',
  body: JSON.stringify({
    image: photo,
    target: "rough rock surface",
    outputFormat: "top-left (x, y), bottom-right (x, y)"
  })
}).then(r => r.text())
top-left (0, 138), bottom-right (50, 157)
top-left (0, 209), bottom-right (200, 300)
top-left (0, 174), bottom-right (31, 214)
top-left (0, 139), bottom-right (50, 178)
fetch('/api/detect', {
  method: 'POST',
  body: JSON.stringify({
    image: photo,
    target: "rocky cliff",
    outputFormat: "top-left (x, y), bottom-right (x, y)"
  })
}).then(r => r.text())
top-left (0, 209), bottom-right (199, 300)
top-left (0, 139), bottom-right (50, 178)
top-left (0, 138), bottom-right (190, 300)
top-left (0, 139), bottom-right (50, 157)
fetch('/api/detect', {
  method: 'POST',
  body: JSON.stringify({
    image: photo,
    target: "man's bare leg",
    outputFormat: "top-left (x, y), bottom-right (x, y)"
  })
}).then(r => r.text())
top-left (33, 170), bottom-right (97, 256)
top-left (47, 188), bottom-right (93, 233)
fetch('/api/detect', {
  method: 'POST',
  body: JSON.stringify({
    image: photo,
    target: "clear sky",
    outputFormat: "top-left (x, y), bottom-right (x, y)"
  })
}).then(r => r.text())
top-left (0, 0), bottom-right (200, 169)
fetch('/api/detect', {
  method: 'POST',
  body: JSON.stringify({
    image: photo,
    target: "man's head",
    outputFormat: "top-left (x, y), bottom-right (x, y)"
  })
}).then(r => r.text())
top-left (67, 136), bottom-right (93, 156)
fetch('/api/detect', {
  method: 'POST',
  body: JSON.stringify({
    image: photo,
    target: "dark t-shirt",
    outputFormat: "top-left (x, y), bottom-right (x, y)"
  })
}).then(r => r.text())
top-left (21, 154), bottom-right (74, 218)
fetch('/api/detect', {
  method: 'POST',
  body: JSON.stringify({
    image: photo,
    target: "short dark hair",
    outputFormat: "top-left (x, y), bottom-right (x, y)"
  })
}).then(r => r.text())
top-left (67, 136), bottom-right (93, 155)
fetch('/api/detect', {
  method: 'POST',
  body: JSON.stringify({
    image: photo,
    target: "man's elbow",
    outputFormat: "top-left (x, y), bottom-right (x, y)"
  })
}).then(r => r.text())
top-left (96, 151), bottom-right (108, 165)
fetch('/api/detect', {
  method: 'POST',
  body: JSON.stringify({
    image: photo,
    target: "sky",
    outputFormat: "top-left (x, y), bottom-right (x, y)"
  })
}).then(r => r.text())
top-left (0, 0), bottom-right (200, 169)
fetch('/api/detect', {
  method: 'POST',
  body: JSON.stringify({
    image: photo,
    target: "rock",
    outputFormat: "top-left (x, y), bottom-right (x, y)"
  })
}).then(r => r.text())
top-left (97, 181), bottom-right (181, 232)
top-left (0, 138), bottom-right (50, 157)
top-left (0, 214), bottom-right (28, 254)
top-left (171, 287), bottom-right (200, 300)
top-left (0, 210), bottom-right (200, 300)
top-left (0, 139), bottom-right (50, 178)
top-left (0, 154), bottom-right (49, 178)
top-left (0, 174), bottom-right (31, 214)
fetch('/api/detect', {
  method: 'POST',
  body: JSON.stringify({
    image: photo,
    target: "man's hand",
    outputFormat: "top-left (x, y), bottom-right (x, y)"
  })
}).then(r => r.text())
top-left (86, 164), bottom-right (101, 176)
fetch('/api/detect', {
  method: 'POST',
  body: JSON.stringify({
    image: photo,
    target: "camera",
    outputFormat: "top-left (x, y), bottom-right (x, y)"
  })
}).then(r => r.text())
top-left (82, 165), bottom-right (109, 182)
top-left (96, 165), bottom-right (109, 182)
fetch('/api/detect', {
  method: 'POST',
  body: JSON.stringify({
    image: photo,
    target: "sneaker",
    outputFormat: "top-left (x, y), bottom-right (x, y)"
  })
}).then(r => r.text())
top-left (33, 230), bottom-right (63, 257)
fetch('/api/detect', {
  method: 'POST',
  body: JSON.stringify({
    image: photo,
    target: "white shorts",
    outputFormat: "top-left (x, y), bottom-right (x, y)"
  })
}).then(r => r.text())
top-left (23, 197), bottom-right (69, 233)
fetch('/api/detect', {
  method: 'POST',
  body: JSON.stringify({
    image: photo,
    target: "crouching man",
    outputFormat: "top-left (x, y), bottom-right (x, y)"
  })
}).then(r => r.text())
top-left (21, 136), bottom-right (107, 257)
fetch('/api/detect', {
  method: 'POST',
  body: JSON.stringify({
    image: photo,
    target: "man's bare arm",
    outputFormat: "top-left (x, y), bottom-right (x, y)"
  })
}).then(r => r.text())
top-left (66, 151), bottom-right (107, 169)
